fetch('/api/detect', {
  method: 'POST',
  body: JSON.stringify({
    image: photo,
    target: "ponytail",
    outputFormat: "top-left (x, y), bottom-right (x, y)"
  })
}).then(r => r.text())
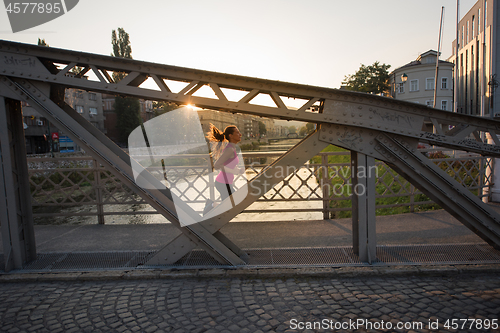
top-left (206, 123), bottom-right (237, 160)
top-left (206, 123), bottom-right (237, 142)
top-left (207, 123), bottom-right (226, 142)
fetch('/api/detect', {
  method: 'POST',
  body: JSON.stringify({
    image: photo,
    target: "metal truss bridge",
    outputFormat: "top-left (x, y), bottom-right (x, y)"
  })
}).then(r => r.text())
top-left (1, 40), bottom-right (500, 271)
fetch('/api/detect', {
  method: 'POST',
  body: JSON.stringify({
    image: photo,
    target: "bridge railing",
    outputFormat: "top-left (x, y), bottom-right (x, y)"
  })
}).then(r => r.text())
top-left (27, 149), bottom-right (493, 224)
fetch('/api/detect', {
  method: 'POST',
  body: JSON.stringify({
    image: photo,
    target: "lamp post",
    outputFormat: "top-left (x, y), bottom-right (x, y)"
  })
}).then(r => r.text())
top-left (397, 73), bottom-right (408, 96)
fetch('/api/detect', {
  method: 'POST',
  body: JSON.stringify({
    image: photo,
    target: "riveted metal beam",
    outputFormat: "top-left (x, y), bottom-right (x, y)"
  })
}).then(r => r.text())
top-left (0, 97), bottom-right (36, 271)
top-left (375, 134), bottom-right (500, 249)
top-left (0, 77), bottom-right (247, 266)
top-left (2, 40), bottom-right (500, 157)
top-left (145, 130), bottom-right (330, 265)
top-left (1, 40), bottom-right (500, 266)
top-left (351, 152), bottom-right (376, 263)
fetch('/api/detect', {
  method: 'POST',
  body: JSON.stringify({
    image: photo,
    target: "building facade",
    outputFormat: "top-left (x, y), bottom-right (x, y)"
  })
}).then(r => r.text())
top-left (390, 50), bottom-right (454, 110)
top-left (21, 101), bottom-right (55, 154)
top-left (197, 109), bottom-right (286, 140)
top-left (63, 88), bottom-right (105, 152)
top-left (21, 88), bottom-right (105, 154)
top-left (448, 0), bottom-right (500, 117)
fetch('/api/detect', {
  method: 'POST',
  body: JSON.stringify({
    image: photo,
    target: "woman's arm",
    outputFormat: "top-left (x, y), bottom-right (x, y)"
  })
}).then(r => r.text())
top-left (214, 146), bottom-right (235, 170)
top-left (221, 165), bottom-right (245, 175)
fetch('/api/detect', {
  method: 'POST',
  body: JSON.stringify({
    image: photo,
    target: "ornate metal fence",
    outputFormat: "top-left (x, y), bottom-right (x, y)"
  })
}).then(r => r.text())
top-left (27, 149), bottom-right (494, 224)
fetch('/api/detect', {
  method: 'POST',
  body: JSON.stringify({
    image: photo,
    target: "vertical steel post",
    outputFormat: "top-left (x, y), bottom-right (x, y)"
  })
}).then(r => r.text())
top-left (321, 154), bottom-right (330, 219)
top-left (351, 151), bottom-right (376, 263)
top-left (410, 184), bottom-right (415, 213)
top-left (94, 159), bottom-right (105, 224)
top-left (0, 97), bottom-right (36, 271)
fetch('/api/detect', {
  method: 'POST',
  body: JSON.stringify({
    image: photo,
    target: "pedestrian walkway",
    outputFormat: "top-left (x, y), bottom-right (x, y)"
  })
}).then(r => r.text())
top-left (2, 208), bottom-right (500, 332)
top-left (0, 271), bottom-right (499, 332)
top-left (2, 208), bottom-right (500, 273)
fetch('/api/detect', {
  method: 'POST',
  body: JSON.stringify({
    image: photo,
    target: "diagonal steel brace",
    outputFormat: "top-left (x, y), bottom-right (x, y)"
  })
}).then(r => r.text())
top-left (1, 77), bottom-right (248, 265)
top-left (145, 130), bottom-right (330, 265)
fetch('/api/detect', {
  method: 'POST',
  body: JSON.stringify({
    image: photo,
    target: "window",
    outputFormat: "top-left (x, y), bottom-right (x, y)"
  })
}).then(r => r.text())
top-left (441, 100), bottom-right (448, 110)
top-left (103, 100), bottom-right (114, 110)
top-left (76, 105), bottom-right (84, 114)
top-left (467, 20), bottom-right (469, 42)
top-left (74, 90), bottom-right (83, 99)
top-left (89, 93), bottom-right (97, 101)
top-left (472, 16), bottom-right (475, 37)
top-left (410, 80), bottom-right (418, 92)
top-left (426, 78), bottom-right (435, 90)
top-left (441, 77), bottom-right (448, 89)
top-left (426, 100), bottom-right (433, 107)
top-left (89, 107), bottom-right (98, 115)
top-left (396, 83), bottom-right (404, 93)
top-left (478, 8), bottom-right (481, 34)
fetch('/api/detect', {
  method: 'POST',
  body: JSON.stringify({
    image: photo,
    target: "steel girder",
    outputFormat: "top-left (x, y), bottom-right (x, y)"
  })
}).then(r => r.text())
top-left (0, 77), bottom-right (248, 266)
top-left (1, 40), bottom-right (500, 265)
top-left (0, 97), bottom-right (36, 271)
top-left (1, 40), bottom-right (500, 157)
top-left (146, 131), bottom-right (329, 265)
top-left (1, 75), bottom-right (330, 266)
top-left (318, 123), bottom-right (500, 250)
top-left (351, 152), bottom-right (376, 263)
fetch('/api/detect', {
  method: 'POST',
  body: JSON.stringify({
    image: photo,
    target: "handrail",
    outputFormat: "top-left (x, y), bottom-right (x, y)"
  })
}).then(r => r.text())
top-left (27, 149), bottom-right (492, 224)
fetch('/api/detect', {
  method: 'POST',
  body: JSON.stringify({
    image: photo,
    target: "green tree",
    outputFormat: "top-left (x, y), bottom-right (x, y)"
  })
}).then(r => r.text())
top-left (288, 126), bottom-right (297, 134)
top-left (111, 27), bottom-right (132, 82)
top-left (37, 38), bottom-right (48, 46)
top-left (306, 123), bottom-right (315, 134)
top-left (111, 27), bottom-right (141, 145)
top-left (115, 96), bottom-right (141, 143)
top-left (258, 121), bottom-right (267, 137)
top-left (112, 28), bottom-right (132, 58)
top-left (153, 101), bottom-right (180, 117)
top-left (342, 61), bottom-right (391, 95)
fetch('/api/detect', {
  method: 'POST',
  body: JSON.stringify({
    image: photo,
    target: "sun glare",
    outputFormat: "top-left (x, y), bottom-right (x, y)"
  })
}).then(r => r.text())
top-left (186, 104), bottom-right (201, 110)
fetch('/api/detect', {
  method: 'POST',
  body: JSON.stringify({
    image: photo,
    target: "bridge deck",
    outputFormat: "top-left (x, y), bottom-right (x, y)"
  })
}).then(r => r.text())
top-left (2, 207), bottom-right (500, 272)
top-left (2, 40), bottom-right (500, 270)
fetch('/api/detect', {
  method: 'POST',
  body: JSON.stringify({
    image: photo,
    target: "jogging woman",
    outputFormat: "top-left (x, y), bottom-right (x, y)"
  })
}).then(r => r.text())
top-left (203, 123), bottom-right (243, 214)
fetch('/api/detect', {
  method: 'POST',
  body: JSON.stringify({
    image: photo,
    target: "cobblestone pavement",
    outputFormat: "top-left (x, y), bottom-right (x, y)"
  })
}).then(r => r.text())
top-left (0, 273), bottom-right (499, 333)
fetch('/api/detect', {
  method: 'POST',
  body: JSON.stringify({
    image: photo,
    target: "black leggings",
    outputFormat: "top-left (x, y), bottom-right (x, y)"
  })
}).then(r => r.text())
top-left (215, 182), bottom-right (235, 201)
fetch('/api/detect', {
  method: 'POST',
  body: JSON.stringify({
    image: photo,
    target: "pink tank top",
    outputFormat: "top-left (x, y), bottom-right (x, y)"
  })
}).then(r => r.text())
top-left (215, 146), bottom-right (238, 184)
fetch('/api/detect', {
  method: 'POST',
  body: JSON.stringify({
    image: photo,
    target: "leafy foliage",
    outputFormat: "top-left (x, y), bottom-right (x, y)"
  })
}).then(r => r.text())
top-left (115, 96), bottom-right (141, 143)
top-left (153, 101), bottom-right (181, 117)
top-left (343, 61), bottom-right (391, 95)
top-left (111, 27), bottom-right (132, 82)
top-left (111, 27), bottom-right (132, 59)
top-left (258, 121), bottom-right (267, 136)
top-left (37, 38), bottom-right (48, 46)
top-left (110, 27), bottom-right (141, 145)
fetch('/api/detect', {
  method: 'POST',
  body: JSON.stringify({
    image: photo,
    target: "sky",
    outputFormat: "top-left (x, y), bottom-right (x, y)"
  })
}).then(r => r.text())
top-left (0, 0), bottom-right (478, 90)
